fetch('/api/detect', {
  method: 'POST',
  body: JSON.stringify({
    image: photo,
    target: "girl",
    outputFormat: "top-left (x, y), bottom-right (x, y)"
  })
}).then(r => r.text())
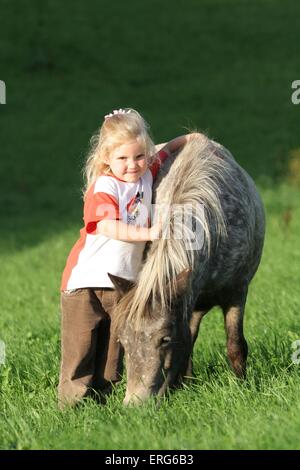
top-left (58, 108), bottom-right (198, 407)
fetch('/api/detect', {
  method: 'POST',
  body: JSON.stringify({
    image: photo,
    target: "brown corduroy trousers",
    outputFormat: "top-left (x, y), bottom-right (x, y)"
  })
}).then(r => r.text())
top-left (58, 287), bottom-right (123, 407)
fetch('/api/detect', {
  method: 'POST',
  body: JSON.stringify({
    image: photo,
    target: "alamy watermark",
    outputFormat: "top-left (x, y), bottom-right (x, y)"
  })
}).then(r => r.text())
top-left (291, 80), bottom-right (300, 105)
top-left (0, 80), bottom-right (6, 104)
top-left (0, 340), bottom-right (6, 365)
top-left (291, 339), bottom-right (300, 364)
top-left (95, 202), bottom-right (205, 250)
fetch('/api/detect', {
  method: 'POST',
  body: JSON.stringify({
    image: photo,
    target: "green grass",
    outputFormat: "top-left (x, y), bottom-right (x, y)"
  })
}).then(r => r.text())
top-left (1, 0), bottom-right (300, 450)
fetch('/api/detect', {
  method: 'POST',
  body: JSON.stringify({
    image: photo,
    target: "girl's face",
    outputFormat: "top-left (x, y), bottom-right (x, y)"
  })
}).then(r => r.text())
top-left (107, 140), bottom-right (148, 183)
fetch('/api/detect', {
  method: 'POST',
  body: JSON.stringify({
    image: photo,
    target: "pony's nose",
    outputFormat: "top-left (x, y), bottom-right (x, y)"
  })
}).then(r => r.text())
top-left (123, 391), bottom-right (148, 406)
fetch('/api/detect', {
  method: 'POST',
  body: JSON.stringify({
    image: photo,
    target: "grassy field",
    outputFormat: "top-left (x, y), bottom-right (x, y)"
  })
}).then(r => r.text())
top-left (0, 0), bottom-right (300, 450)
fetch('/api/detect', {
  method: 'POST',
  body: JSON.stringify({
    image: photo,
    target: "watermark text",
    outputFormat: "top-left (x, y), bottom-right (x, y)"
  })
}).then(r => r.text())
top-left (0, 340), bottom-right (6, 365)
top-left (291, 80), bottom-right (300, 105)
top-left (95, 202), bottom-right (205, 250)
top-left (0, 80), bottom-right (6, 104)
top-left (291, 339), bottom-right (300, 364)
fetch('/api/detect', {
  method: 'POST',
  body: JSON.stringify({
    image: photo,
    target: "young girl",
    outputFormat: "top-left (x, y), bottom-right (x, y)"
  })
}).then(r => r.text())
top-left (58, 108), bottom-right (198, 407)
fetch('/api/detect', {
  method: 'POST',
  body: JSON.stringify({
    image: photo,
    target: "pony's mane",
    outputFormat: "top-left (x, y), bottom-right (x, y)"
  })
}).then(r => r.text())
top-left (119, 135), bottom-right (234, 328)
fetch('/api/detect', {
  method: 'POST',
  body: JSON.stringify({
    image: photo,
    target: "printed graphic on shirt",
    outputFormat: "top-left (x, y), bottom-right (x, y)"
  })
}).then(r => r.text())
top-left (127, 190), bottom-right (144, 224)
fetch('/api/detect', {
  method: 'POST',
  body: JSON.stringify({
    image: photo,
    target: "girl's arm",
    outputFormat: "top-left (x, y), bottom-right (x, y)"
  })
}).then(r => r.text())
top-left (97, 219), bottom-right (161, 242)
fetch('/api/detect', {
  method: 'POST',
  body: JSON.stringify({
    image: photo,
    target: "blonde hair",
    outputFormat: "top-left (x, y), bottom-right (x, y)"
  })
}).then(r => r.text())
top-left (83, 108), bottom-right (156, 197)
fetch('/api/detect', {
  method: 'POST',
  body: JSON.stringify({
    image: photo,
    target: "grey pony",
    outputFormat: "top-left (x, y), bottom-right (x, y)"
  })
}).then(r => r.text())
top-left (109, 135), bottom-right (265, 405)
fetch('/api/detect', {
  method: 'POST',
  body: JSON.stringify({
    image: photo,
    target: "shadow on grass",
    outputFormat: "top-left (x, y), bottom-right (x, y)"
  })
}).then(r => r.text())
top-left (188, 333), bottom-right (298, 395)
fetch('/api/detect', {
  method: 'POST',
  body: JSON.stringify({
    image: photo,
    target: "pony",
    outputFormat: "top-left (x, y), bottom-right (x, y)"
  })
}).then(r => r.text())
top-left (109, 134), bottom-right (265, 405)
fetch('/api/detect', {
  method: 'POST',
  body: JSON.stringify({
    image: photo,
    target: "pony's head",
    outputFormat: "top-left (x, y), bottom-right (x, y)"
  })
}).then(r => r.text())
top-left (109, 269), bottom-right (193, 405)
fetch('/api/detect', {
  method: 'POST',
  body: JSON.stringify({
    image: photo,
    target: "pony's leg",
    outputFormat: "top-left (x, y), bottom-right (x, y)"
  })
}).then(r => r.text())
top-left (185, 309), bottom-right (208, 378)
top-left (222, 288), bottom-right (248, 378)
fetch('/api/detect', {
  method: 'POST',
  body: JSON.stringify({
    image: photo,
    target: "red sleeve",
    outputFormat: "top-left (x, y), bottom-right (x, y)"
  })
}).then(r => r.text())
top-left (84, 192), bottom-right (120, 235)
top-left (149, 149), bottom-right (170, 180)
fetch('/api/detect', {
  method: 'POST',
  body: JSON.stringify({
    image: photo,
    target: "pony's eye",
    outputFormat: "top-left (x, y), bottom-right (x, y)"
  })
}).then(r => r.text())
top-left (160, 336), bottom-right (172, 346)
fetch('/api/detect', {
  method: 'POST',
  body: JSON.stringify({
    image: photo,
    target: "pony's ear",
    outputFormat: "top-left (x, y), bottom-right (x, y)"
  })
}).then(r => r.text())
top-left (174, 268), bottom-right (192, 296)
top-left (165, 268), bottom-right (192, 301)
top-left (107, 273), bottom-right (135, 294)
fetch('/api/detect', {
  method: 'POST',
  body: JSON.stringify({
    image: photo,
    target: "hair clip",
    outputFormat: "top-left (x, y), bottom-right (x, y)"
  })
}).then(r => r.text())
top-left (104, 108), bottom-right (131, 119)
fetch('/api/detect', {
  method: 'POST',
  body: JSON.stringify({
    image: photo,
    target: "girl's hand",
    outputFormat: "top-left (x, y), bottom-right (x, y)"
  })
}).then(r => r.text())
top-left (163, 132), bottom-right (203, 155)
top-left (149, 222), bottom-right (163, 241)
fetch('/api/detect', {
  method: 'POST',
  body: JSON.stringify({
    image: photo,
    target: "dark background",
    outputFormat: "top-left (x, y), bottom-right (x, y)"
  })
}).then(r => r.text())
top-left (0, 0), bottom-right (299, 254)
